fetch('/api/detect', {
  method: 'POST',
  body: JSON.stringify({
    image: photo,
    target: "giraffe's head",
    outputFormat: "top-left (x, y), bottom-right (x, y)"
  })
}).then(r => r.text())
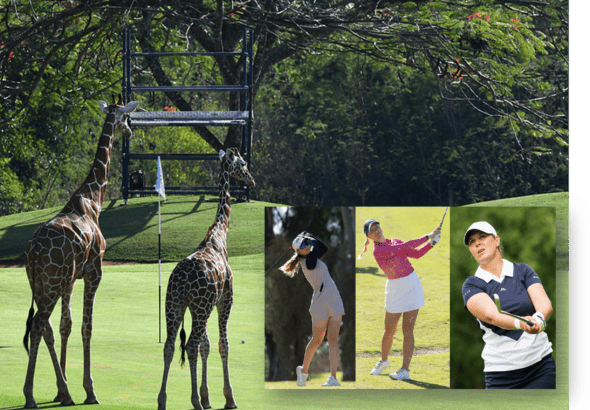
top-left (98, 94), bottom-right (140, 138)
top-left (219, 148), bottom-right (255, 187)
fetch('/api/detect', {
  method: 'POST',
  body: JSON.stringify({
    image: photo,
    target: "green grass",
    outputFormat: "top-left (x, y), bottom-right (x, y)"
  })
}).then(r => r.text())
top-left (265, 372), bottom-right (352, 389)
top-left (355, 207), bottom-right (450, 389)
top-left (0, 256), bottom-right (264, 409)
top-left (0, 195), bottom-right (283, 262)
top-left (0, 192), bottom-right (569, 409)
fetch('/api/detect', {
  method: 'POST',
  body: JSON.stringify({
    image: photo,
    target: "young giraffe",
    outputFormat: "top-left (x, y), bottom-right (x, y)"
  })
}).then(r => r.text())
top-left (22, 95), bottom-right (139, 409)
top-left (157, 148), bottom-right (255, 410)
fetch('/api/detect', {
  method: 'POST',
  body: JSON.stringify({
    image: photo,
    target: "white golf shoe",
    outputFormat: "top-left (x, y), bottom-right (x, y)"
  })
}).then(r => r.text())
top-left (322, 375), bottom-right (341, 387)
top-left (370, 359), bottom-right (390, 375)
top-left (296, 366), bottom-right (308, 387)
top-left (389, 367), bottom-right (411, 380)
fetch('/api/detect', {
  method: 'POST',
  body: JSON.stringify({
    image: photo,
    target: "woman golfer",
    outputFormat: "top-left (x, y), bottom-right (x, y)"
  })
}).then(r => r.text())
top-left (280, 232), bottom-right (345, 387)
top-left (462, 221), bottom-right (555, 389)
top-left (358, 219), bottom-right (441, 380)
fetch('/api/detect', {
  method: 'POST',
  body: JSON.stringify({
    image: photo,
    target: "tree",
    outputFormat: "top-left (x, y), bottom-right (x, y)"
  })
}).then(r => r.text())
top-left (0, 1), bottom-right (568, 213)
top-left (1, 1), bottom-right (568, 148)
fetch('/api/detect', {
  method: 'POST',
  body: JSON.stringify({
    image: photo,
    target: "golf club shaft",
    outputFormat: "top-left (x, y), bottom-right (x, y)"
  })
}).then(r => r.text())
top-left (265, 247), bottom-right (292, 276)
top-left (439, 207), bottom-right (449, 228)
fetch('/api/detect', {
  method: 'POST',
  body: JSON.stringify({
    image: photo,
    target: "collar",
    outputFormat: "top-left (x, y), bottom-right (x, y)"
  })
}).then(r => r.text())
top-left (375, 238), bottom-right (392, 246)
top-left (474, 259), bottom-right (513, 283)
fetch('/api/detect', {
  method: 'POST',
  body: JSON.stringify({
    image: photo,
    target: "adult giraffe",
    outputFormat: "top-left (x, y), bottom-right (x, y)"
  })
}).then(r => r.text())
top-left (22, 95), bottom-right (139, 408)
top-left (157, 148), bottom-right (255, 410)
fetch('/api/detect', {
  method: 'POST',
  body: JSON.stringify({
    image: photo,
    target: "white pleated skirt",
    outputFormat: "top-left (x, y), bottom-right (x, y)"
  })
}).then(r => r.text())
top-left (384, 271), bottom-right (425, 313)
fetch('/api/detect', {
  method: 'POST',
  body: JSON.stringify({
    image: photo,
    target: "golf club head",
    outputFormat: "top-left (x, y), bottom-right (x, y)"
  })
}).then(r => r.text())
top-left (493, 293), bottom-right (534, 327)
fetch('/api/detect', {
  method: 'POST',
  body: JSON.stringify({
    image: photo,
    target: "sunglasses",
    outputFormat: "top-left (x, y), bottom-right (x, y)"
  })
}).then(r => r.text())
top-left (299, 242), bottom-right (307, 249)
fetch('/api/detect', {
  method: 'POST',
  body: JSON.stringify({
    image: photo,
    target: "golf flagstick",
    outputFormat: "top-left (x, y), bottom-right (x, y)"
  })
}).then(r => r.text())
top-left (155, 156), bottom-right (166, 343)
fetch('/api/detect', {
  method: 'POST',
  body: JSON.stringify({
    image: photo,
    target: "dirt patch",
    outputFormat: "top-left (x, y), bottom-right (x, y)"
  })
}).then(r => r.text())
top-left (357, 347), bottom-right (449, 358)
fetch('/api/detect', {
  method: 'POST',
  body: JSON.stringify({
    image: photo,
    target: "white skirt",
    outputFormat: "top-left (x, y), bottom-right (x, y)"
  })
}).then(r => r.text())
top-left (384, 271), bottom-right (425, 313)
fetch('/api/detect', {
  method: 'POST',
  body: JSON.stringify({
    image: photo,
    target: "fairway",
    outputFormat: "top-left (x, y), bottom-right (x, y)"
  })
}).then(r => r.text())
top-left (0, 192), bottom-right (569, 409)
top-left (0, 256), bottom-right (264, 410)
top-left (355, 207), bottom-right (450, 389)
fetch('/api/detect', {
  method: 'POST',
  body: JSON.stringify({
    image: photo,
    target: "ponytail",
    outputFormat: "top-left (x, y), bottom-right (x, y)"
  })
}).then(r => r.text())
top-left (279, 252), bottom-right (305, 277)
top-left (357, 237), bottom-right (370, 260)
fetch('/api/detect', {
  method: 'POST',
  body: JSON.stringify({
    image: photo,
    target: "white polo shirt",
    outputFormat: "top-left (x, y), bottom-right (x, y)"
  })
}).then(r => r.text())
top-left (462, 260), bottom-right (553, 372)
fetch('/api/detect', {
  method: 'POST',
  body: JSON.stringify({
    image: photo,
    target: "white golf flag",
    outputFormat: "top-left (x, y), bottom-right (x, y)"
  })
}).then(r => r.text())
top-left (155, 156), bottom-right (166, 200)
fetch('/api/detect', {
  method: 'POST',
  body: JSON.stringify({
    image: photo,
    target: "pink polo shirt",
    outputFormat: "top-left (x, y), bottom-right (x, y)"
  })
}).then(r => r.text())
top-left (373, 237), bottom-right (433, 279)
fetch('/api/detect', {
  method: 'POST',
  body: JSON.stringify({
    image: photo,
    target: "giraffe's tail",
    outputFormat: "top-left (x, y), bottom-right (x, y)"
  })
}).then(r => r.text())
top-left (23, 300), bottom-right (35, 356)
top-left (23, 242), bottom-right (39, 356)
top-left (179, 319), bottom-right (187, 367)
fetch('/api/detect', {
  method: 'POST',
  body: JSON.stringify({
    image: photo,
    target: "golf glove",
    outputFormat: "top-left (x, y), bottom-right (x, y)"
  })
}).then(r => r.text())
top-left (532, 312), bottom-right (546, 331)
top-left (430, 234), bottom-right (440, 246)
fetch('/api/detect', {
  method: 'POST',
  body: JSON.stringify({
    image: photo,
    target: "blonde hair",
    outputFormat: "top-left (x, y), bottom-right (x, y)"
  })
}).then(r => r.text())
top-left (279, 252), bottom-right (305, 277)
top-left (357, 237), bottom-right (370, 260)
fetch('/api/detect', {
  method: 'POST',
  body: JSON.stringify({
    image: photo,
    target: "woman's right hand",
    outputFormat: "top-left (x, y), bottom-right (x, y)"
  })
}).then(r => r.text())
top-left (427, 226), bottom-right (441, 239)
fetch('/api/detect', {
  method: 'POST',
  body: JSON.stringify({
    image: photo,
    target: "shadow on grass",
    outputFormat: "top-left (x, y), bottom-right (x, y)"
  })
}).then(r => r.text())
top-left (0, 402), bottom-right (62, 410)
top-left (100, 196), bottom-right (207, 257)
top-left (356, 267), bottom-right (384, 276)
top-left (0, 210), bottom-right (56, 260)
top-left (398, 379), bottom-right (449, 389)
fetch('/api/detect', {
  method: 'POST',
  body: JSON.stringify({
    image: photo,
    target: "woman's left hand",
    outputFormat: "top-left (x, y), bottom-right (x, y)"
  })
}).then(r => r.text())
top-left (520, 316), bottom-right (543, 334)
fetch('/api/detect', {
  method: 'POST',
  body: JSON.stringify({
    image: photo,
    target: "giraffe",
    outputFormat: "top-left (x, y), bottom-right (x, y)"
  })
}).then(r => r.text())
top-left (157, 147), bottom-right (255, 410)
top-left (22, 95), bottom-right (139, 409)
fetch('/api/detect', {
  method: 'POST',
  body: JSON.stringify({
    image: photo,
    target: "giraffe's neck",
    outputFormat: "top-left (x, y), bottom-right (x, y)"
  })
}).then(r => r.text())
top-left (203, 165), bottom-right (232, 251)
top-left (62, 112), bottom-right (116, 220)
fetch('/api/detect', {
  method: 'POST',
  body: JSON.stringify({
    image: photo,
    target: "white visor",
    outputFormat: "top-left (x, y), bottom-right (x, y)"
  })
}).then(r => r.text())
top-left (292, 236), bottom-right (305, 250)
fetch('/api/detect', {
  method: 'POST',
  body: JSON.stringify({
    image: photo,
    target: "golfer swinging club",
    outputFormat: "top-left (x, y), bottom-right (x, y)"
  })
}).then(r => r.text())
top-left (279, 232), bottom-right (345, 387)
top-left (358, 219), bottom-right (441, 380)
top-left (462, 221), bottom-right (555, 388)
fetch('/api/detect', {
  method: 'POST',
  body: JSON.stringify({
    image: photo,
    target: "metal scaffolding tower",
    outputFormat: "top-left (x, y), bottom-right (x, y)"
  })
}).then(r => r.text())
top-left (121, 28), bottom-right (253, 201)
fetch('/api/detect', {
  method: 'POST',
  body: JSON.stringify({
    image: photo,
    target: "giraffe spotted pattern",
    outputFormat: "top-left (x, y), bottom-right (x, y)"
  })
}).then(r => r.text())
top-left (158, 148), bottom-right (255, 410)
top-left (22, 95), bottom-right (139, 409)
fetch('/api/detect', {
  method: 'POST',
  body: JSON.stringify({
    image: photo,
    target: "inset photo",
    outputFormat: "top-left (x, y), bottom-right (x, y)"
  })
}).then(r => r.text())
top-left (355, 207), bottom-right (450, 389)
top-left (450, 207), bottom-right (557, 389)
top-left (264, 207), bottom-right (356, 389)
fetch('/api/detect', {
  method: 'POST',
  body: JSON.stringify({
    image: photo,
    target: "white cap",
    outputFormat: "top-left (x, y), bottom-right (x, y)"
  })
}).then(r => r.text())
top-left (292, 236), bottom-right (306, 250)
top-left (464, 221), bottom-right (497, 245)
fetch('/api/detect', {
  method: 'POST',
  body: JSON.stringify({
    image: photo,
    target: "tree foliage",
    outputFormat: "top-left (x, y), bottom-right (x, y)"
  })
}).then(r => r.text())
top-left (253, 51), bottom-right (567, 206)
top-left (0, 1), bottom-right (568, 214)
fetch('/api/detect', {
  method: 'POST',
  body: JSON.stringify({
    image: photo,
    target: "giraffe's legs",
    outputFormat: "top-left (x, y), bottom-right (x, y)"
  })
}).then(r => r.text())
top-left (24, 296), bottom-right (73, 408)
top-left (218, 293), bottom-right (237, 410)
top-left (158, 302), bottom-right (184, 410)
top-left (43, 316), bottom-right (74, 406)
top-left (55, 283), bottom-right (74, 402)
top-left (187, 319), bottom-right (207, 410)
top-left (81, 270), bottom-right (101, 405)
top-left (199, 328), bottom-right (211, 409)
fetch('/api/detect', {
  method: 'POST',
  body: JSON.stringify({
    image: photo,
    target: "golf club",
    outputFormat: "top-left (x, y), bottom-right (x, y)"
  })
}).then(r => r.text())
top-left (493, 294), bottom-right (535, 327)
top-left (439, 207), bottom-right (449, 228)
top-left (265, 246), bottom-right (292, 276)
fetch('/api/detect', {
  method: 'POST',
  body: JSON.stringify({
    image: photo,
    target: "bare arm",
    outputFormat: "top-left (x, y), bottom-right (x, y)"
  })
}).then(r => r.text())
top-left (466, 293), bottom-right (541, 334)
top-left (527, 283), bottom-right (553, 321)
